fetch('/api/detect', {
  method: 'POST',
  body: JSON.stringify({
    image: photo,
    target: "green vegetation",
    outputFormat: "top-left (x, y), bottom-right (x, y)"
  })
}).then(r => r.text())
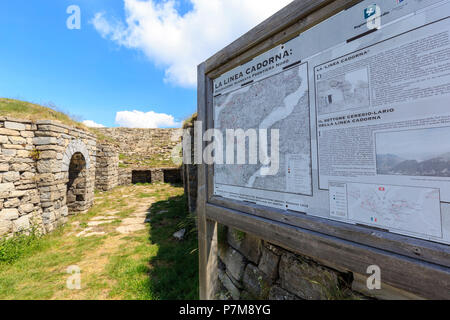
top-left (119, 153), bottom-right (179, 169)
top-left (0, 98), bottom-right (114, 143)
top-left (233, 229), bottom-right (246, 242)
top-left (0, 184), bottom-right (198, 300)
top-left (30, 148), bottom-right (41, 161)
top-left (0, 98), bottom-right (86, 130)
top-left (0, 225), bottom-right (43, 264)
top-left (182, 112), bottom-right (197, 129)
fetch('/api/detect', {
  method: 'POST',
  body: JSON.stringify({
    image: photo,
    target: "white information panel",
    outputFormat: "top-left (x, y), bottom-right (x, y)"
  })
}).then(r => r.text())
top-left (213, 0), bottom-right (450, 244)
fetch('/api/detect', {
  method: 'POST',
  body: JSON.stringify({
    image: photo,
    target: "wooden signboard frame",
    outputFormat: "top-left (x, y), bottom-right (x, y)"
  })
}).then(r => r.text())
top-left (197, 0), bottom-right (450, 300)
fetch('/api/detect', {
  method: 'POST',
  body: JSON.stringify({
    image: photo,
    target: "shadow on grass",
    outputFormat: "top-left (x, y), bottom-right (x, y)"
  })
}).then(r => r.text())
top-left (146, 194), bottom-right (199, 300)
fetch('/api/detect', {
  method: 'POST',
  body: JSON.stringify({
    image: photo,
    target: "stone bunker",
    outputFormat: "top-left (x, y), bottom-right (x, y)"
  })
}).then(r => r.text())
top-left (0, 117), bottom-right (182, 238)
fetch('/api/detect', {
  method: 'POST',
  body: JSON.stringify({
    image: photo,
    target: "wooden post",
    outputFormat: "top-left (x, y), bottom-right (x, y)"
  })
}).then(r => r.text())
top-left (197, 62), bottom-right (218, 300)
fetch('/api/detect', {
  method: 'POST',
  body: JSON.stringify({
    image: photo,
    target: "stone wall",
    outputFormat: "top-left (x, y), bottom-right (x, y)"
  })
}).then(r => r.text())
top-left (0, 118), bottom-right (42, 237)
top-left (97, 128), bottom-right (182, 166)
top-left (0, 117), bottom-right (97, 238)
top-left (95, 144), bottom-right (119, 191)
top-left (118, 167), bottom-right (132, 186)
top-left (218, 226), bottom-right (366, 300)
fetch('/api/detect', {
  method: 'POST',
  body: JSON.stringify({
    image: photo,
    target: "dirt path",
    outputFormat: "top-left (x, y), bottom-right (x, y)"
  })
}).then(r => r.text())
top-left (0, 183), bottom-right (198, 300)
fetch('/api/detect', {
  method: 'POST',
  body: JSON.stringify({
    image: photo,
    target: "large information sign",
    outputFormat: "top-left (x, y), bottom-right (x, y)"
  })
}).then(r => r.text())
top-left (213, 0), bottom-right (450, 244)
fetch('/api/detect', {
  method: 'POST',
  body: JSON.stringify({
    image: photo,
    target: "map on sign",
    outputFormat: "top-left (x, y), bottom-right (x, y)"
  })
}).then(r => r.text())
top-left (212, 0), bottom-right (450, 244)
top-left (347, 183), bottom-right (442, 237)
top-left (214, 63), bottom-right (312, 196)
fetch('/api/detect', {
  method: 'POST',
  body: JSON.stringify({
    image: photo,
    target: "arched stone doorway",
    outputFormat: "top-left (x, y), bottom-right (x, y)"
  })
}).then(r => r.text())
top-left (67, 152), bottom-right (88, 213)
top-left (61, 140), bottom-right (92, 214)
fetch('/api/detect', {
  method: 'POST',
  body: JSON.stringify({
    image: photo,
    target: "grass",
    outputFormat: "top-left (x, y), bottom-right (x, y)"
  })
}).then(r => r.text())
top-left (118, 153), bottom-right (179, 169)
top-left (182, 112), bottom-right (197, 129)
top-left (0, 183), bottom-right (198, 300)
top-left (0, 98), bottom-right (114, 143)
top-left (0, 225), bottom-right (43, 264)
top-left (0, 98), bottom-right (86, 130)
top-left (147, 194), bottom-right (198, 299)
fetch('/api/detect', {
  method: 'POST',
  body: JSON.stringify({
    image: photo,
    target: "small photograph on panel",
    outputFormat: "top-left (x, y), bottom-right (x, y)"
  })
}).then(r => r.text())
top-left (317, 67), bottom-right (370, 115)
top-left (376, 126), bottom-right (450, 177)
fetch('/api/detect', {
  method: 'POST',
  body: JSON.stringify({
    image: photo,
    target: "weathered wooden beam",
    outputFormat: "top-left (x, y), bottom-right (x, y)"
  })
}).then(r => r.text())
top-left (206, 203), bottom-right (450, 300)
top-left (197, 63), bottom-right (218, 300)
top-left (210, 196), bottom-right (450, 268)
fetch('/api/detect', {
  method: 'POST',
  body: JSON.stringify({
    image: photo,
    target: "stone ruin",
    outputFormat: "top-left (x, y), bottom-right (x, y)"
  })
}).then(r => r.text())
top-left (96, 127), bottom-right (183, 186)
top-left (0, 116), bottom-right (183, 239)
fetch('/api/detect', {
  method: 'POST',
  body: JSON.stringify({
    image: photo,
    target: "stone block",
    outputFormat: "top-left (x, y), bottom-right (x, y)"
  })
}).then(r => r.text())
top-left (4, 121), bottom-right (26, 131)
top-left (269, 286), bottom-right (300, 300)
top-left (227, 227), bottom-right (261, 264)
top-left (33, 137), bottom-right (58, 145)
top-left (42, 210), bottom-right (56, 223)
top-left (279, 253), bottom-right (340, 300)
top-left (19, 203), bottom-right (34, 215)
top-left (11, 190), bottom-right (27, 198)
top-left (35, 145), bottom-right (63, 152)
top-left (16, 150), bottom-right (30, 157)
top-left (37, 159), bottom-right (60, 173)
top-left (0, 164), bottom-right (9, 172)
top-left (1, 208), bottom-right (19, 220)
top-left (20, 131), bottom-right (34, 138)
top-left (10, 163), bottom-right (31, 172)
top-left (2, 171), bottom-right (20, 182)
top-left (0, 128), bottom-right (20, 136)
top-left (242, 264), bottom-right (271, 299)
top-left (219, 269), bottom-right (241, 300)
top-left (13, 215), bottom-right (30, 232)
top-left (39, 150), bottom-right (57, 159)
top-left (0, 219), bottom-right (12, 236)
top-left (0, 136), bottom-right (8, 144)
top-left (21, 172), bottom-right (34, 180)
top-left (2, 144), bottom-right (25, 150)
top-left (2, 149), bottom-right (16, 156)
top-left (8, 136), bottom-right (26, 145)
top-left (61, 206), bottom-right (68, 217)
top-left (222, 246), bottom-right (246, 282)
top-left (0, 182), bottom-right (14, 197)
top-left (258, 245), bottom-right (280, 280)
top-left (37, 124), bottom-right (68, 134)
top-left (4, 198), bottom-right (20, 208)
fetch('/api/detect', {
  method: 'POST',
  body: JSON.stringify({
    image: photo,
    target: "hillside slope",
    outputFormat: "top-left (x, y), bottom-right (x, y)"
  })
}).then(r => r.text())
top-left (0, 98), bottom-right (114, 142)
top-left (0, 98), bottom-right (87, 129)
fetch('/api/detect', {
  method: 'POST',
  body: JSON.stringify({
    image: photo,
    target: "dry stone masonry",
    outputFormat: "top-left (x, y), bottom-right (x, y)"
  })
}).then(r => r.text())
top-left (0, 117), bottom-right (119, 238)
top-left (97, 127), bottom-right (182, 166)
top-left (95, 144), bottom-right (119, 191)
top-left (0, 118), bottom-right (182, 240)
top-left (218, 226), bottom-right (364, 300)
top-left (98, 127), bottom-right (183, 186)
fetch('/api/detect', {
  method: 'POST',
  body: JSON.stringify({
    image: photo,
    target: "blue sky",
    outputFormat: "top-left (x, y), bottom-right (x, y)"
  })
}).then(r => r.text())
top-left (0, 0), bottom-right (291, 128)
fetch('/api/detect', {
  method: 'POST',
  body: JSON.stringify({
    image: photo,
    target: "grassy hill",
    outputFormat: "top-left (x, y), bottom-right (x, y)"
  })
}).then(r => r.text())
top-left (0, 98), bottom-right (87, 130)
top-left (0, 98), bottom-right (115, 143)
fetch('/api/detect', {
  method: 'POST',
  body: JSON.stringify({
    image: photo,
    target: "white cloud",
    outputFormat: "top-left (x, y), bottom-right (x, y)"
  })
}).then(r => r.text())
top-left (82, 120), bottom-right (106, 128)
top-left (92, 0), bottom-right (293, 87)
top-left (115, 110), bottom-right (180, 128)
